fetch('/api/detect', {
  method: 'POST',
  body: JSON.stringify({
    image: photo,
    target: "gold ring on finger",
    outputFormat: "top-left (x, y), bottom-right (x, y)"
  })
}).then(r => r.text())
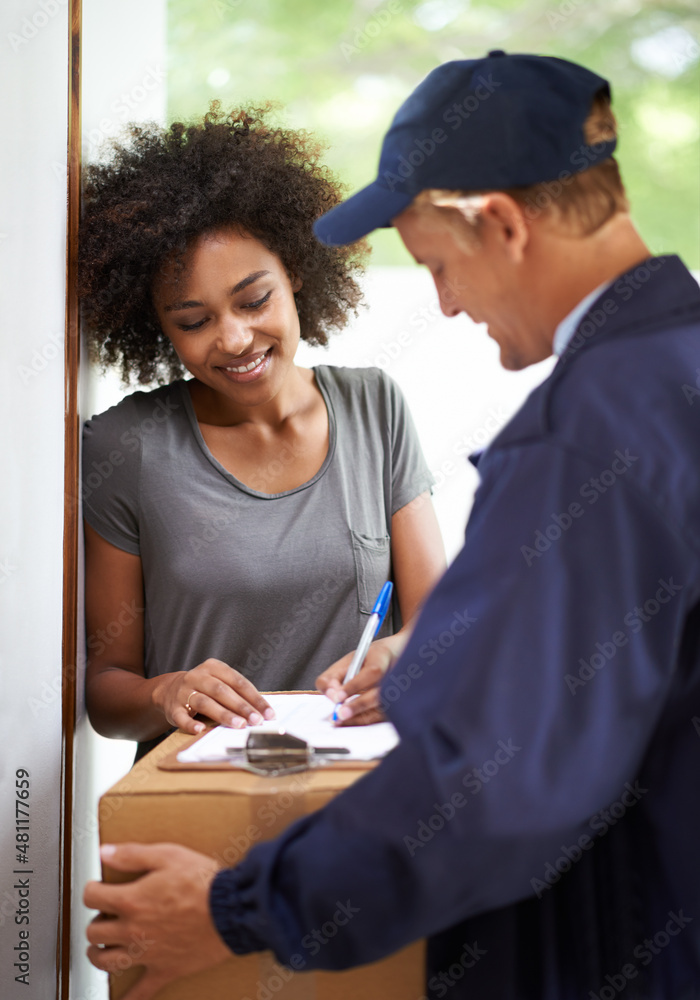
top-left (185, 690), bottom-right (198, 715)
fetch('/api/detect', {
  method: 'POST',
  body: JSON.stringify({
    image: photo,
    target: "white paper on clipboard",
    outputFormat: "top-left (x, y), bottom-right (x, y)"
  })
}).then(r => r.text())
top-left (177, 693), bottom-right (399, 764)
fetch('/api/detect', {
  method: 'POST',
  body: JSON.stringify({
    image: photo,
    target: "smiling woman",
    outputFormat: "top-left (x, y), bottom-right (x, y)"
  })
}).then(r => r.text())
top-left (79, 106), bottom-right (446, 760)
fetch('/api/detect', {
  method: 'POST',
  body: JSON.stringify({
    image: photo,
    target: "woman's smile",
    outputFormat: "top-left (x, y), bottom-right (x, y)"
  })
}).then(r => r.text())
top-left (217, 348), bottom-right (272, 382)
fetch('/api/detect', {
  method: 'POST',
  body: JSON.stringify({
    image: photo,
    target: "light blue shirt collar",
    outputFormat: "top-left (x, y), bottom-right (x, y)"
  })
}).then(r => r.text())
top-left (471, 279), bottom-right (613, 470)
top-left (552, 280), bottom-right (613, 357)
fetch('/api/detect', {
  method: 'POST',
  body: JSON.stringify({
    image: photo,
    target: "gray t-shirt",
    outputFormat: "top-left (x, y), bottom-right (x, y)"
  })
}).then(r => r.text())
top-left (82, 366), bottom-right (433, 691)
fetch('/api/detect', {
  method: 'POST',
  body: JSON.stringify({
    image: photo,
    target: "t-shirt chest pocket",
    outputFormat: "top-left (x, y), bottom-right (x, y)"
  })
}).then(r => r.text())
top-left (350, 529), bottom-right (391, 615)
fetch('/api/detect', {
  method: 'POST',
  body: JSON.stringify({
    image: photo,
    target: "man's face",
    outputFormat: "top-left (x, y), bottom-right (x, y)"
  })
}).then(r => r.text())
top-left (392, 204), bottom-right (551, 371)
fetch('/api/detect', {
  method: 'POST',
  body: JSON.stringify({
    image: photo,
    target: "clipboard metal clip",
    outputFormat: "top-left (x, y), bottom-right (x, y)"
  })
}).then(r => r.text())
top-left (225, 731), bottom-right (350, 777)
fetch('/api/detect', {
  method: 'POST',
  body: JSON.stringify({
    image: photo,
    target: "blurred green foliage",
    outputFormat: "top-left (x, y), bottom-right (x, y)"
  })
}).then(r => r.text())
top-left (167, 0), bottom-right (699, 266)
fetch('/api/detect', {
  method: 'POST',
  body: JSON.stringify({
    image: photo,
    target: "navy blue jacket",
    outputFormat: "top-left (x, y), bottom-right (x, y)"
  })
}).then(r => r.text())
top-left (210, 256), bottom-right (700, 999)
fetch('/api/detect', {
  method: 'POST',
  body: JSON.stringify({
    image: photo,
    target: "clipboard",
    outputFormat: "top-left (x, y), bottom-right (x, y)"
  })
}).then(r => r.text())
top-left (157, 692), bottom-right (394, 772)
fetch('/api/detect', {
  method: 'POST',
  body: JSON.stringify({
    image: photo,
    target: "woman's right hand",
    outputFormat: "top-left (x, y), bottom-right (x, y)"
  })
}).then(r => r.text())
top-left (316, 631), bottom-right (410, 726)
top-left (155, 658), bottom-right (276, 736)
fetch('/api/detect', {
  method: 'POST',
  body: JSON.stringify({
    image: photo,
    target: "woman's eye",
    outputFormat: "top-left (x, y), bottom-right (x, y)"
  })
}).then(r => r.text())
top-left (241, 290), bottom-right (272, 310)
top-left (177, 318), bottom-right (207, 331)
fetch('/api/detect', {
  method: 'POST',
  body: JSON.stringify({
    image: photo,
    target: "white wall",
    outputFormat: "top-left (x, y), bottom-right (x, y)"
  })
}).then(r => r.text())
top-left (71, 4), bottom-right (167, 999)
top-left (0, 1), bottom-right (69, 997)
top-left (297, 267), bottom-right (555, 562)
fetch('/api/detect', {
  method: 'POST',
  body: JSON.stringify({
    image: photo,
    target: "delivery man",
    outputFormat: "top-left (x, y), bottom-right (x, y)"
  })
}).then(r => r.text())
top-left (84, 52), bottom-right (700, 999)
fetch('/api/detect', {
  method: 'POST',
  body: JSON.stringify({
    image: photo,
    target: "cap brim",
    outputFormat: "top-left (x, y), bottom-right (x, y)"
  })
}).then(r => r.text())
top-left (313, 181), bottom-right (414, 246)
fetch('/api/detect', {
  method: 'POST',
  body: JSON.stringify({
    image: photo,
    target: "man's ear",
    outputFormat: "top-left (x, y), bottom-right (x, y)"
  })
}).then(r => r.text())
top-left (480, 192), bottom-right (529, 262)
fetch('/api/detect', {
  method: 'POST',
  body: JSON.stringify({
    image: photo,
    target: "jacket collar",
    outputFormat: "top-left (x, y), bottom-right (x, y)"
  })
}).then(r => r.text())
top-left (472, 255), bottom-right (700, 462)
top-left (557, 255), bottom-right (700, 364)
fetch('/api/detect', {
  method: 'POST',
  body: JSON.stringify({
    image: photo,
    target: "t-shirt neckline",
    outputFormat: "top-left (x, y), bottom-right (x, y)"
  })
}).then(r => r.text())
top-left (177, 367), bottom-right (337, 500)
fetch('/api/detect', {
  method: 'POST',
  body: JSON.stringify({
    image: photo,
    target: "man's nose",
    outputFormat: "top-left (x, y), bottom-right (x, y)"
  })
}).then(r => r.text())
top-left (436, 278), bottom-right (462, 318)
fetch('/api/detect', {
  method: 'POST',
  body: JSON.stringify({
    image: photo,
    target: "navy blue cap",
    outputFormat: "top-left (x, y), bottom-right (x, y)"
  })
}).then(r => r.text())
top-left (314, 51), bottom-right (615, 246)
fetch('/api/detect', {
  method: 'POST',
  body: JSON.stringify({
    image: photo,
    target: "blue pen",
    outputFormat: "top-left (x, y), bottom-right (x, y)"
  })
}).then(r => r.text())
top-left (332, 581), bottom-right (394, 721)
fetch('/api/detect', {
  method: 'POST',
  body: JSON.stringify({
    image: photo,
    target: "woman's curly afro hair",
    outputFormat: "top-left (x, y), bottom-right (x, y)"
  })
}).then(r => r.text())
top-left (79, 105), bottom-right (366, 384)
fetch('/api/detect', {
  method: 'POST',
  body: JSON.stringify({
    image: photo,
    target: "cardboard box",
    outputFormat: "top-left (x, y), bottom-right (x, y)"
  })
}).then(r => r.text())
top-left (99, 727), bottom-right (425, 1000)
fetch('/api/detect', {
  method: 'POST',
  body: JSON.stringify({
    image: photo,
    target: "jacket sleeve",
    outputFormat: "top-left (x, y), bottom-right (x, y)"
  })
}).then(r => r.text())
top-left (210, 440), bottom-right (698, 969)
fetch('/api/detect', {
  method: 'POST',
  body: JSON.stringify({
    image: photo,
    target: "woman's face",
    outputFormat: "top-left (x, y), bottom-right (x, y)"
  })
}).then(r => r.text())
top-left (153, 228), bottom-right (302, 408)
